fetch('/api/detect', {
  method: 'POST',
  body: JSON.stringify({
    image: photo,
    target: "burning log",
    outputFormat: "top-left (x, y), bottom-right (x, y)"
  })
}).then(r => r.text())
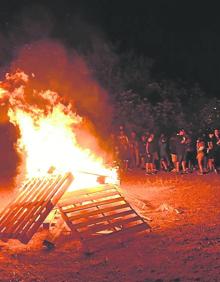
top-left (77, 170), bottom-right (120, 185)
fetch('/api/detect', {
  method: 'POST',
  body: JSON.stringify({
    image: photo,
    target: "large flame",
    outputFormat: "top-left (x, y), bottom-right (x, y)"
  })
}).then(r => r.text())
top-left (0, 70), bottom-right (118, 190)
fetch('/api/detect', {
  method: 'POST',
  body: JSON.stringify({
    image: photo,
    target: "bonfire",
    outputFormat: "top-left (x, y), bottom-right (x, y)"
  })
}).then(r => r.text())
top-left (0, 69), bottom-right (118, 189)
top-left (0, 69), bottom-right (150, 248)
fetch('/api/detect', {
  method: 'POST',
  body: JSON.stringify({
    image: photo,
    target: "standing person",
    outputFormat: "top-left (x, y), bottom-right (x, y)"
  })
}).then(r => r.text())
top-left (145, 134), bottom-right (154, 174)
top-left (146, 133), bottom-right (158, 174)
top-left (145, 131), bottom-right (150, 141)
top-left (169, 133), bottom-right (178, 172)
top-left (129, 131), bottom-right (139, 169)
top-left (214, 128), bottom-right (220, 142)
top-left (185, 135), bottom-right (195, 172)
top-left (158, 133), bottom-right (170, 171)
top-left (117, 129), bottom-right (130, 172)
top-left (196, 137), bottom-right (205, 175)
top-left (214, 129), bottom-right (220, 167)
top-left (176, 129), bottom-right (188, 173)
top-left (207, 132), bottom-right (217, 173)
top-left (139, 134), bottom-right (147, 169)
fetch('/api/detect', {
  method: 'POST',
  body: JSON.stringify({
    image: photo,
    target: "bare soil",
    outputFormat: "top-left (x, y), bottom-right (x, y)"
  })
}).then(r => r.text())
top-left (1, 171), bottom-right (220, 281)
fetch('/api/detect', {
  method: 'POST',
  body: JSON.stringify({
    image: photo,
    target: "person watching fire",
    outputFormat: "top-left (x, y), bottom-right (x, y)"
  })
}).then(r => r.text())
top-left (196, 137), bottom-right (205, 175)
top-left (117, 128), bottom-right (130, 172)
top-left (145, 133), bottom-right (158, 174)
top-left (176, 129), bottom-right (188, 174)
top-left (158, 133), bottom-right (170, 171)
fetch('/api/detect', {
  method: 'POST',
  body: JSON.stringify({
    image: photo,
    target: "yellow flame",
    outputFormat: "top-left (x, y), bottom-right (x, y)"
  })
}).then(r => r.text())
top-left (0, 88), bottom-right (7, 99)
top-left (1, 70), bottom-right (118, 190)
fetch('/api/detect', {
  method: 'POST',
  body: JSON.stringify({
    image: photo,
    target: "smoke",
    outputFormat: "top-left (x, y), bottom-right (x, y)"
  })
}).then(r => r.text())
top-left (0, 3), bottom-right (114, 187)
top-left (0, 39), bottom-right (113, 187)
top-left (10, 39), bottom-right (112, 132)
top-left (0, 122), bottom-right (21, 188)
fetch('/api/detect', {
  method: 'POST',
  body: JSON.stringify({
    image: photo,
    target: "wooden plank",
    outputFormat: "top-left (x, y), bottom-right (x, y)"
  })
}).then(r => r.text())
top-left (68, 203), bottom-right (130, 222)
top-left (4, 177), bottom-right (54, 234)
top-left (79, 216), bottom-right (141, 237)
top-left (71, 209), bottom-right (135, 229)
top-left (22, 174), bottom-right (73, 243)
top-left (24, 174), bottom-right (73, 241)
top-left (19, 176), bottom-right (63, 232)
top-left (58, 184), bottom-right (150, 247)
top-left (61, 185), bottom-right (116, 199)
top-left (0, 181), bottom-right (46, 232)
top-left (62, 196), bottom-right (124, 214)
top-left (0, 178), bottom-right (38, 225)
top-left (0, 172), bottom-right (74, 244)
top-left (3, 177), bottom-right (57, 234)
top-left (86, 222), bottom-right (149, 242)
top-left (59, 188), bottom-right (120, 208)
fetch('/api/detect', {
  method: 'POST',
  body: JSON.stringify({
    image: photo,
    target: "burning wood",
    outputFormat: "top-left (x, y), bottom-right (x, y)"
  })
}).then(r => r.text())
top-left (0, 69), bottom-right (128, 247)
top-left (0, 69), bottom-right (118, 189)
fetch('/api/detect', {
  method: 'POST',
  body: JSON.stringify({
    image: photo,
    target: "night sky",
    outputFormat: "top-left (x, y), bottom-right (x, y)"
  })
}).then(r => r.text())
top-left (1, 1), bottom-right (220, 96)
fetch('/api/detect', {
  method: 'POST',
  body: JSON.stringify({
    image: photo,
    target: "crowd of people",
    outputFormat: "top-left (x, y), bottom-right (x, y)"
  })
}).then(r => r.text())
top-left (109, 126), bottom-right (220, 175)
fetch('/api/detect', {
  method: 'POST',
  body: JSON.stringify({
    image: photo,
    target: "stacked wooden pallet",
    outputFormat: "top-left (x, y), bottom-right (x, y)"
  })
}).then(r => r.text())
top-left (0, 172), bottom-right (73, 243)
top-left (0, 174), bottom-right (150, 247)
top-left (57, 185), bottom-right (150, 245)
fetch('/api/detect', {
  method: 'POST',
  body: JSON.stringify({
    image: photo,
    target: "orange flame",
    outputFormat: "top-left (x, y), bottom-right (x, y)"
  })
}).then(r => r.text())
top-left (0, 70), bottom-right (118, 190)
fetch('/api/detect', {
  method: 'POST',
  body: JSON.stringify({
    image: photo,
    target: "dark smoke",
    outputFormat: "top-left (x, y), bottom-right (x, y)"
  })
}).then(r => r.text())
top-left (0, 121), bottom-right (21, 188)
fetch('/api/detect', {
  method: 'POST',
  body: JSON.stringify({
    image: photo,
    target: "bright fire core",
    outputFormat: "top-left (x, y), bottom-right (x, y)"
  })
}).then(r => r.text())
top-left (0, 70), bottom-right (118, 190)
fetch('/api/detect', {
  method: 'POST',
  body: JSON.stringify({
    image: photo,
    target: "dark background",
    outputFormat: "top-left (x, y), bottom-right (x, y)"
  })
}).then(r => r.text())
top-left (0, 0), bottom-right (220, 96)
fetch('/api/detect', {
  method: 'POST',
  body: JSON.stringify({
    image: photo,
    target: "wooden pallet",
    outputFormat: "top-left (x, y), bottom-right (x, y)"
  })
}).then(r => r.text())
top-left (57, 185), bottom-right (150, 247)
top-left (0, 172), bottom-right (73, 244)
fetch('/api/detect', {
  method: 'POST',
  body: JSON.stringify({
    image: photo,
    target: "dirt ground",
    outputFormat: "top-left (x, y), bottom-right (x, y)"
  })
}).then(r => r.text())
top-left (1, 171), bottom-right (220, 281)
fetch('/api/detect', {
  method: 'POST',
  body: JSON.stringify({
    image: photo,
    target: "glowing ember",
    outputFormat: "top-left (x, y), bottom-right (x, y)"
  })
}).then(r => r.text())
top-left (0, 70), bottom-right (118, 190)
